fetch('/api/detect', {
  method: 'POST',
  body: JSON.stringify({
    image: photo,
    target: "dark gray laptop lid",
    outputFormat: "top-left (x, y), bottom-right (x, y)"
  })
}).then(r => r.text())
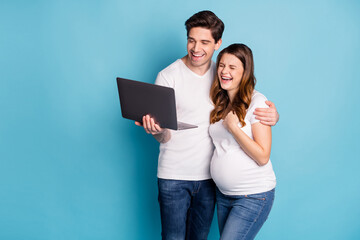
top-left (116, 77), bottom-right (178, 130)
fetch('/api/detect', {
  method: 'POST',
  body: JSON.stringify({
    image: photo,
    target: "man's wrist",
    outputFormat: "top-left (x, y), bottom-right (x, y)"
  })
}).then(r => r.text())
top-left (153, 129), bottom-right (166, 136)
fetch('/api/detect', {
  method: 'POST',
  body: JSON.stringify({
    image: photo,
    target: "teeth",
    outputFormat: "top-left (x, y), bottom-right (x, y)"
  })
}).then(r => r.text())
top-left (192, 53), bottom-right (203, 57)
top-left (222, 76), bottom-right (232, 80)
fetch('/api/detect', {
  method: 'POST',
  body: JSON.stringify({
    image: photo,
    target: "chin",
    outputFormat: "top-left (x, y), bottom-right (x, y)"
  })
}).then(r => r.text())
top-left (191, 57), bottom-right (204, 63)
top-left (191, 57), bottom-right (209, 66)
top-left (220, 82), bottom-right (231, 90)
top-left (220, 85), bottom-right (228, 91)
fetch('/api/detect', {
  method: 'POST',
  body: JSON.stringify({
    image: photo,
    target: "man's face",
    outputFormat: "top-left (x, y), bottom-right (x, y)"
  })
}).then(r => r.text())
top-left (186, 27), bottom-right (222, 68)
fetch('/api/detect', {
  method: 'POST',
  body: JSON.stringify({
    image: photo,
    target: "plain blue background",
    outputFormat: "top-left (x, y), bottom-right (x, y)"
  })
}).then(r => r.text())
top-left (1, 0), bottom-right (359, 239)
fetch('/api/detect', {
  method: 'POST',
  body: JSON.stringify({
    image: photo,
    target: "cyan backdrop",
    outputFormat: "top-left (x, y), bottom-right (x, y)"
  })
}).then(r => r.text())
top-left (1, 0), bottom-right (359, 239)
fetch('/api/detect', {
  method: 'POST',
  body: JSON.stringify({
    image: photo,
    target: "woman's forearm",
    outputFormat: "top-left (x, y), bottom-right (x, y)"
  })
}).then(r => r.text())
top-left (227, 123), bottom-right (271, 166)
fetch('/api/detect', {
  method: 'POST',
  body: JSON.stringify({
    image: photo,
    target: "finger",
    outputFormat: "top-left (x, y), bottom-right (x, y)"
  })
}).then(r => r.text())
top-left (260, 120), bottom-right (276, 126)
top-left (147, 116), bottom-right (156, 134)
top-left (154, 124), bottom-right (163, 132)
top-left (143, 116), bottom-right (150, 134)
top-left (255, 116), bottom-right (273, 122)
top-left (150, 118), bottom-right (157, 133)
top-left (135, 121), bottom-right (142, 126)
top-left (265, 100), bottom-right (275, 108)
top-left (254, 108), bottom-right (275, 113)
top-left (254, 111), bottom-right (276, 119)
top-left (145, 115), bottom-right (152, 131)
top-left (254, 112), bottom-right (274, 119)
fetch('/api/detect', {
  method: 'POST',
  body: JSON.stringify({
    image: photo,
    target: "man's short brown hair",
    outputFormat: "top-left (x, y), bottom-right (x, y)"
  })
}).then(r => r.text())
top-left (185, 10), bottom-right (225, 43)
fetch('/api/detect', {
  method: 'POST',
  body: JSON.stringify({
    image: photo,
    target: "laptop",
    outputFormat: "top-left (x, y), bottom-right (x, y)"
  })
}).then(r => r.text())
top-left (116, 77), bottom-right (198, 130)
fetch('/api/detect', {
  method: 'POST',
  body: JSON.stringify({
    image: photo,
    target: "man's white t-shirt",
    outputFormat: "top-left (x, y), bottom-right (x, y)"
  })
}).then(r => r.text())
top-left (155, 59), bottom-right (215, 180)
top-left (209, 91), bottom-right (277, 195)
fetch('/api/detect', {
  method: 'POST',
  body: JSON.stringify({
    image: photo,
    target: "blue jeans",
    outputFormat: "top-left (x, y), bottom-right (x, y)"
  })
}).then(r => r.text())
top-left (216, 188), bottom-right (275, 240)
top-left (158, 178), bottom-right (216, 240)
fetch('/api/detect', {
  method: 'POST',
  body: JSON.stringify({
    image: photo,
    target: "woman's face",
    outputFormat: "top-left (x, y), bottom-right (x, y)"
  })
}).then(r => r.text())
top-left (217, 53), bottom-right (244, 97)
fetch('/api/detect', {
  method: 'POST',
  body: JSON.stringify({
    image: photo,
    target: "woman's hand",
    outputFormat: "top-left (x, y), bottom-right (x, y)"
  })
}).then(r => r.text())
top-left (222, 111), bottom-right (272, 166)
top-left (223, 111), bottom-right (240, 132)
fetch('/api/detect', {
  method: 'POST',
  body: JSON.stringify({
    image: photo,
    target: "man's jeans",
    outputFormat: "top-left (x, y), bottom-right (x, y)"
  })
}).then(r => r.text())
top-left (216, 188), bottom-right (275, 240)
top-left (158, 178), bottom-right (216, 240)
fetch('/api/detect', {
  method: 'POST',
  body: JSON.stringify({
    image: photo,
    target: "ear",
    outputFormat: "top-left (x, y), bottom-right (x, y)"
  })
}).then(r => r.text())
top-left (214, 38), bottom-right (222, 50)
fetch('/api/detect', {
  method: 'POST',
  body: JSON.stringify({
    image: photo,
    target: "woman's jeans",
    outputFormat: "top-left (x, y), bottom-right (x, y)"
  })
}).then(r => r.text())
top-left (158, 178), bottom-right (216, 240)
top-left (216, 188), bottom-right (275, 240)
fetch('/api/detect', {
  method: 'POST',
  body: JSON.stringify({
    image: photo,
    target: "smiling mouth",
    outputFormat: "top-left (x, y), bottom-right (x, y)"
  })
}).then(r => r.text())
top-left (220, 76), bottom-right (233, 83)
top-left (191, 52), bottom-right (205, 61)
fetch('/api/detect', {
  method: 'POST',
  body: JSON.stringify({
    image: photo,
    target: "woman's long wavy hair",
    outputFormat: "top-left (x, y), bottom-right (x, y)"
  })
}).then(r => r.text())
top-left (210, 43), bottom-right (256, 126)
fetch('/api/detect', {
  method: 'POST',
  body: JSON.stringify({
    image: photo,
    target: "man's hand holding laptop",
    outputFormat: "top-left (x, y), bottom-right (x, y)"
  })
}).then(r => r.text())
top-left (135, 115), bottom-right (171, 143)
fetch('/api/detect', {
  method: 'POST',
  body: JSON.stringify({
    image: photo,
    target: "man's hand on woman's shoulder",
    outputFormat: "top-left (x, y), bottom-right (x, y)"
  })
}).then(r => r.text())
top-left (253, 101), bottom-right (279, 126)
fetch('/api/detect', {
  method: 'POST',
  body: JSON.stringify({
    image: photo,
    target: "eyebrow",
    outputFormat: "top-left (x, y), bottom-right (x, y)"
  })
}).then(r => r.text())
top-left (187, 37), bottom-right (212, 43)
top-left (219, 62), bottom-right (237, 68)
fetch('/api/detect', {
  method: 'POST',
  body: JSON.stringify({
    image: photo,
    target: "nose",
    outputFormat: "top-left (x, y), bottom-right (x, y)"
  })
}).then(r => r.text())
top-left (221, 66), bottom-right (228, 74)
top-left (194, 42), bottom-right (200, 52)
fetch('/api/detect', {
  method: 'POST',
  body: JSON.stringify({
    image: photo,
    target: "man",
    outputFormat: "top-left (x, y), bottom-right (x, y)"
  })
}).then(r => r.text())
top-left (136, 11), bottom-right (279, 239)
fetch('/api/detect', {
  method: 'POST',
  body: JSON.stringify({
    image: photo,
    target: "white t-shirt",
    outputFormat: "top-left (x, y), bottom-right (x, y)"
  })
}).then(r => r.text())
top-left (155, 59), bottom-right (215, 180)
top-left (209, 91), bottom-right (276, 195)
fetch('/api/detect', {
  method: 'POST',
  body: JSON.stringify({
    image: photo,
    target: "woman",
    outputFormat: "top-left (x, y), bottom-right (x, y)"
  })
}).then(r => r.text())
top-left (209, 43), bottom-right (276, 240)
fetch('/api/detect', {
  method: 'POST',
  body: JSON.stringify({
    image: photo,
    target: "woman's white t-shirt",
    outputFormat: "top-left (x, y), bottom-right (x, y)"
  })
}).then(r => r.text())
top-left (209, 91), bottom-right (276, 195)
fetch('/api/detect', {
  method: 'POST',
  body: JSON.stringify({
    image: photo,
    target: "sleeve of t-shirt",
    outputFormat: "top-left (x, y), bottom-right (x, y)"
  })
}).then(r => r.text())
top-left (155, 71), bottom-right (174, 88)
top-left (248, 92), bottom-right (269, 125)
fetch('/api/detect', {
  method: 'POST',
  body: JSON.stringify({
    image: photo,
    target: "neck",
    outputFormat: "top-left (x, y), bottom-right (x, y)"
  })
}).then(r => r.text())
top-left (181, 55), bottom-right (211, 76)
top-left (227, 91), bottom-right (236, 103)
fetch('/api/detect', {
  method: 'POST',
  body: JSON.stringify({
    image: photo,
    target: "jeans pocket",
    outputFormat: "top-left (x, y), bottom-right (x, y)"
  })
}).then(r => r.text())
top-left (244, 193), bottom-right (266, 201)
